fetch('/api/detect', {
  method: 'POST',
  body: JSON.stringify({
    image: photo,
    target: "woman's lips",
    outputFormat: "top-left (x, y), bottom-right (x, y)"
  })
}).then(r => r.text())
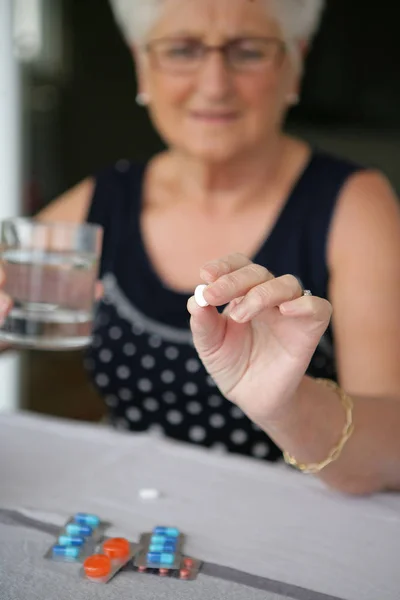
top-left (189, 110), bottom-right (239, 123)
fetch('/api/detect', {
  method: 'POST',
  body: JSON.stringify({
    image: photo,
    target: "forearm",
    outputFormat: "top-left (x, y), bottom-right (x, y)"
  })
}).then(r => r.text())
top-left (258, 376), bottom-right (400, 495)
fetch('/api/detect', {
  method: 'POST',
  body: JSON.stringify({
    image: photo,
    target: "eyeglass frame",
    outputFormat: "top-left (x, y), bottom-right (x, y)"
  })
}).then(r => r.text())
top-left (142, 36), bottom-right (287, 74)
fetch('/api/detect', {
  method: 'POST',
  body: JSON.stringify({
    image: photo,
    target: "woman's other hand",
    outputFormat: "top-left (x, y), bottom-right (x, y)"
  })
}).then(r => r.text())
top-left (0, 266), bottom-right (12, 326)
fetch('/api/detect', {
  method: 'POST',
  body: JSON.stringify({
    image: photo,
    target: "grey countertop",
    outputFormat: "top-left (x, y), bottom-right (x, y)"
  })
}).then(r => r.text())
top-left (1, 412), bottom-right (400, 600)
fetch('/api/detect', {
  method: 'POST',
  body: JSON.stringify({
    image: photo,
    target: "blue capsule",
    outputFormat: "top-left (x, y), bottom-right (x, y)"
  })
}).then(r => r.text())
top-left (149, 543), bottom-right (176, 553)
top-left (52, 545), bottom-right (80, 558)
top-left (58, 535), bottom-right (84, 547)
top-left (152, 527), bottom-right (180, 537)
top-left (147, 552), bottom-right (175, 565)
top-left (65, 523), bottom-right (92, 537)
top-left (150, 535), bottom-right (177, 544)
top-left (150, 535), bottom-right (177, 545)
top-left (74, 513), bottom-right (100, 527)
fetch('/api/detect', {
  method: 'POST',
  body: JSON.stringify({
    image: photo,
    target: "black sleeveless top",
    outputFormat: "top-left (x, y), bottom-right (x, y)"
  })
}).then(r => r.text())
top-left (85, 151), bottom-right (362, 461)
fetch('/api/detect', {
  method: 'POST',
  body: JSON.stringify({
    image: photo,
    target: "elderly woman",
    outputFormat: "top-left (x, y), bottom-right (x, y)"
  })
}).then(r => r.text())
top-left (1, 0), bottom-right (400, 494)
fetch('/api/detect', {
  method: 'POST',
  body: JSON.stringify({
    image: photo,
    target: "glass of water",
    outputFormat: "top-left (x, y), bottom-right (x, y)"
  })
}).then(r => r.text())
top-left (0, 218), bottom-right (103, 349)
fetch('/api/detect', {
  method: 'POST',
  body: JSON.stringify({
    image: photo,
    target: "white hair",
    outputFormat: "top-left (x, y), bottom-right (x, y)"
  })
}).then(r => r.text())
top-left (109, 0), bottom-right (325, 46)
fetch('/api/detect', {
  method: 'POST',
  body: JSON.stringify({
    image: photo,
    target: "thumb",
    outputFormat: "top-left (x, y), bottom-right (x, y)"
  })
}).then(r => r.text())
top-left (187, 296), bottom-right (227, 361)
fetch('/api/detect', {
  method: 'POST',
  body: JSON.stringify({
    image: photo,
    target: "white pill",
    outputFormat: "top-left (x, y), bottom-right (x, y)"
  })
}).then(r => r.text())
top-left (138, 488), bottom-right (161, 501)
top-left (194, 284), bottom-right (209, 308)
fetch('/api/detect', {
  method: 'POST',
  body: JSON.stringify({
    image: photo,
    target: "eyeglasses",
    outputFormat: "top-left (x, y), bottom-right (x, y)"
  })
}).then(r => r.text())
top-left (144, 37), bottom-right (286, 74)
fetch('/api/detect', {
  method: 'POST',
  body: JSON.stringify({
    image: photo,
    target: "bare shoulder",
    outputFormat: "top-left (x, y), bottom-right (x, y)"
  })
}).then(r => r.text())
top-left (37, 177), bottom-right (95, 223)
top-left (328, 169), bottom-right (400, 265)
top-left (327, 168), bottom-right (400, 395)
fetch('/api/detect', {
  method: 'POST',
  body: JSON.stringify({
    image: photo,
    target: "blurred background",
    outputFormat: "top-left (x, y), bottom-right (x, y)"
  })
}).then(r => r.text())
top-left (1, 0), bottom-right (399, 421)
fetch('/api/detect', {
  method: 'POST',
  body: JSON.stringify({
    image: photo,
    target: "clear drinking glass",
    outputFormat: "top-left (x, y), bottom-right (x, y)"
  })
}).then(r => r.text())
top-left (0, 218), bottom-right (103, 349)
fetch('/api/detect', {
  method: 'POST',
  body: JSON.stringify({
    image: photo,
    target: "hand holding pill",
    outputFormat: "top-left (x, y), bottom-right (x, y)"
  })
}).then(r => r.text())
top-left (187, 253), bottom-right (332, 422)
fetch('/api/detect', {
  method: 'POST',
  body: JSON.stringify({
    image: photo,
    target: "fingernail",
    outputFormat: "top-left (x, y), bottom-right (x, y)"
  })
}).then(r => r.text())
top-left (279, 302), bottom-right (293, 314)
top-left (200, 264), bottom-right (219, 282)
top-left (187, 296), bottom-right (196, 313)
top-left (230, 305), bottom-right (246, 322)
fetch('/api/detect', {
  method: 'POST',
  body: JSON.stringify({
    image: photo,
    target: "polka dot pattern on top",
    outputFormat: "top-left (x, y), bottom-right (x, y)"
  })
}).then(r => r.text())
top-left (84, 157), bottom-right (342, 461)
top-left (86, 286), bottom-right (336, 462)
top-left (86, 296), bottom-right (285, 461)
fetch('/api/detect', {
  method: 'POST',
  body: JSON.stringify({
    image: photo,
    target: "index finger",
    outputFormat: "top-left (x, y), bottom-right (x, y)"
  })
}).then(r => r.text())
top-left (200, 253), bottom-right (252, 283)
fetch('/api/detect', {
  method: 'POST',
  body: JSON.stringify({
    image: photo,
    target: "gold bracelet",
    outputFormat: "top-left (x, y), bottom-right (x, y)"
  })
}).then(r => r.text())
top-left (283, 378), bottom-right (354, 474)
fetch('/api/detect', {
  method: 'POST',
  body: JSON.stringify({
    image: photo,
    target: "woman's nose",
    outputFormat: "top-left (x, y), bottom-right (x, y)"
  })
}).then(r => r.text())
top-left (195, 50), bottom-right (234, 100)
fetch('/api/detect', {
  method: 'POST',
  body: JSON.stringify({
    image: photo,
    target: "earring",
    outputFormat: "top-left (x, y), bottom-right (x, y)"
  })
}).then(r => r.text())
top-left (287, 92), bottom-right (300, 106)
top-left (136, 92), bottom-right (150, 106)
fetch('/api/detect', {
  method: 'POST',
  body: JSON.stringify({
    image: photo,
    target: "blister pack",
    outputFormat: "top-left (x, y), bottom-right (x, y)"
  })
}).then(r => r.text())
top-left (44, 512), bottom-right (109, 563)
top-left (82, 537), bottom-right (140, 583)
top-left (133, 526), bottom-right (202, 580)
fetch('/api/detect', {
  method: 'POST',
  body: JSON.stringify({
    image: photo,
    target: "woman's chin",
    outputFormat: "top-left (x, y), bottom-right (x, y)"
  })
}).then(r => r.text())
top-left (181, 142), bottom-right (247, 164)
